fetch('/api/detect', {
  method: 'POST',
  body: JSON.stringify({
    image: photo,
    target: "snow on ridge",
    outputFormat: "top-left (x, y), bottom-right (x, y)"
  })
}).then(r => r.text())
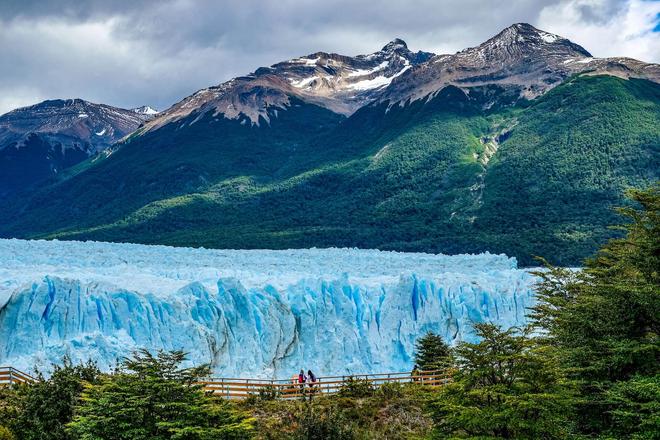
top-left (539, 31), bottom-right (559, 43)
top-left (292, 56), bottom-right (320, 66)
top-left (348, 61), bottom-right (390, 77)
top-left (0, 239), bottom-right (537, 378)
top-left (291, 76), bottom-right (318, 89)
top-left (348, 65), bottom-right (411, 90)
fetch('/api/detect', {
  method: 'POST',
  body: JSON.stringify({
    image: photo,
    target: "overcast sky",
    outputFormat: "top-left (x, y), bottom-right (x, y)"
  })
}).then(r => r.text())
top-left (1, 0), bottom-right (658, 114)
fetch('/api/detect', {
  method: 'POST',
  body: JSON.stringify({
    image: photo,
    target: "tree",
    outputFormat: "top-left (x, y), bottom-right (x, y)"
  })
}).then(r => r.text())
top-left (0, 426), bottom-right (14, 440)
top-left (68, 350), bottom-right (254, 440)
top-left (6, 359), bottom-right (100, 440)
top-left (531, 184), bottom-right (660, 437)
top-left (430, 323), bottom-right (574, 439)
top-left (414, 331), bottom-right (451, 371)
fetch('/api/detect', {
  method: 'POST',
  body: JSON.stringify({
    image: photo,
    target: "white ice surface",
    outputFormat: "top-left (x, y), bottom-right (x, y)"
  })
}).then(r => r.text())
top-left (0, 239), bottom-right (538, 378)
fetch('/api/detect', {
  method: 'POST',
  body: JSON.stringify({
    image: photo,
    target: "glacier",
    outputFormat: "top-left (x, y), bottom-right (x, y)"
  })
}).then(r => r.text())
top-left (0, 239), bottom-right (538, 378)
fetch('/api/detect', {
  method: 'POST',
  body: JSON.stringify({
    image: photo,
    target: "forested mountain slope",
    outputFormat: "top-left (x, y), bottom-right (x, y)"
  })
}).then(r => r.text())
top-left (1, 75), bottom-right (657, 265)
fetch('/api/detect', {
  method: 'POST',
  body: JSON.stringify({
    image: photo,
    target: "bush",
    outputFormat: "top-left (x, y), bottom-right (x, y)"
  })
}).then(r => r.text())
top-left (257, 385), bottom-right (281, 401)
top-left (377, 381), bottom-right (404, 400)
top-left (68, 350), bottom-right (254, 440)
top-left (0, 426), bottom-right (14, 440)
top-left (338, 377), bottom-right (374, 398)
top-left (294, 404), bottom-right (355, 440)
top-left (10, 359), bottom-right (101, 440)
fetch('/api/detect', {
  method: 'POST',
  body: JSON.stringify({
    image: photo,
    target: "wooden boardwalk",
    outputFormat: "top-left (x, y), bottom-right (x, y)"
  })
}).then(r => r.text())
top-left (0, 366), bottom-right (36, 386)
top-left (200, 370), bottom-right (450, 399)
top-left (1, 366), bottom-right (449, 399)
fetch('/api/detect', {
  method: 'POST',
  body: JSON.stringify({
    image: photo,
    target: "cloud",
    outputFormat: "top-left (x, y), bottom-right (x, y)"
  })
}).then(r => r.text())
top-left (0, 0), bottom-right (658, 115)
top-left (538, 0), bottom-right (660, 62)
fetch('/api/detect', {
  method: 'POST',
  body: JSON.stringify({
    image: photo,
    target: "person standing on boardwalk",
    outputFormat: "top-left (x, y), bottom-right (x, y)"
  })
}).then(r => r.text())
top-left (307, 370), bottom-right (316, 387)
top-left (412, 364), bottom-right (420, 383)
top-left (298, 369), bottom-right (307, 393)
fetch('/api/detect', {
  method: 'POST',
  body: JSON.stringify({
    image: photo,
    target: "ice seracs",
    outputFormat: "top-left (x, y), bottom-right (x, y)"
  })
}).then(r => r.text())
top-left (0, 239), bottom-right (537, 378)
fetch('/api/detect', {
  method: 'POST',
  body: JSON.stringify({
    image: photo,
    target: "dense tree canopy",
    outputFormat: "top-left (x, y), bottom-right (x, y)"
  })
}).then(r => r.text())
top-left (3, 360), bottom-right (100, 440)
top-left (414, 332), bottom-right (451, 371)
top-left (430, 324), bottom-right (573, 439)
top-left (68, 350), bottom-right (254, 440)
top-left (532, 184), bottom-right (659, 438)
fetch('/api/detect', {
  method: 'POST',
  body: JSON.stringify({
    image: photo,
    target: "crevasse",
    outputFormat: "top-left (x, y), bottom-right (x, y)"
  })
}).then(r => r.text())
top-left (0, 239), bottom-right (537, 378)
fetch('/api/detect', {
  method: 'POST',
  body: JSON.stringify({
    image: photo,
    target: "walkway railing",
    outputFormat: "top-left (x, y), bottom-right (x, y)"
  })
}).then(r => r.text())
top-left (200, 369), bottom-right (451, 399)
top-left (0, 367), bottom-right (36, 386)
top-left (0, 366), bottom-right (451, 398)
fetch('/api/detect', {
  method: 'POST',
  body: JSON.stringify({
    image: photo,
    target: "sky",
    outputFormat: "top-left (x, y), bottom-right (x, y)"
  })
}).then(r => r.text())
top-left (0, 0), bottom-right (658, 115)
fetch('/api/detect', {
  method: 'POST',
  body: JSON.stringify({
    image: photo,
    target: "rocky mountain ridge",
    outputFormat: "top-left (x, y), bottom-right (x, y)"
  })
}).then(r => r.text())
top-left (379, 23), bottom-right (660, 106)
top-left (0, 99), bottom-right (154, 154)
top-left (133, 23), bottom-right (659, 136)
top-left (0, 99), bottom-right (155, 196)
top-left (136, 39), bottom-right (433, 132)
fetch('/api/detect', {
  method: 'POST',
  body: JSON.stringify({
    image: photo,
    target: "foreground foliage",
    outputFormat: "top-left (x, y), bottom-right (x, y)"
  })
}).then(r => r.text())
top-left (430, 324), bottom-right (573, 439)
top-left (242, 383), bottom-right (435, 440)
top-left (532, 184), bottom-right (660, 438)
top-left (68, 350), bottom-right (254, 440)
top-left (1, 360), bottom-right (100, 440)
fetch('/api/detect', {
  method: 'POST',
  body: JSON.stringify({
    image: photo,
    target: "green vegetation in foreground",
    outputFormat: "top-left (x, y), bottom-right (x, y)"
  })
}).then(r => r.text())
top-left (1, 76), bottom-right (657, 266)
top-left (414, 331), bottom-right (452, 371)
top-left (1, 184), bottom-right (658, 439)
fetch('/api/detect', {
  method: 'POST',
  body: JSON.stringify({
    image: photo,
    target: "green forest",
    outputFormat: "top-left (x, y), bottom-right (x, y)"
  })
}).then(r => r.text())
top-left (1, 184), bottom-right (657, 439)
top-left (1, 76), bottom-right (658, 266)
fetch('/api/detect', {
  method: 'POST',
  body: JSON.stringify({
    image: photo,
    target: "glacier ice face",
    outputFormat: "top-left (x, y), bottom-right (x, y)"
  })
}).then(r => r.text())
top-left (0, 239), bottom-right (538, 378)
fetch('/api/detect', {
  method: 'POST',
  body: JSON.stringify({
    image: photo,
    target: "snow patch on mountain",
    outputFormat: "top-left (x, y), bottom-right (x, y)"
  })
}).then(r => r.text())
top-left (132, 105), bottom-right (159, 115)
top-left (348, 61), bottom-right (390, 77)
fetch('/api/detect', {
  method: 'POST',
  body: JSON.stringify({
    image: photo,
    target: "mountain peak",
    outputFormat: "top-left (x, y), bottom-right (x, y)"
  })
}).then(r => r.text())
top-left (380, 38), bottom-right (408, 52)
top-left (483, 22), bottom-right (592, 57)
top-left (132, 105), bottom-right (159, 115)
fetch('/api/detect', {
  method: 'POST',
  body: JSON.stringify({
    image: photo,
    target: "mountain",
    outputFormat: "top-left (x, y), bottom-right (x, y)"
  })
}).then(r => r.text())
top-left (380, 23), bottom-right (660, 106)
top-left (137, 38), bottom-right (432, 134)
top-left (0, 24), bottom-right (658, 266)
top-left (0, 99), bottom-right (154, 197)
top-left (131, 105), bottom-right (159, 115)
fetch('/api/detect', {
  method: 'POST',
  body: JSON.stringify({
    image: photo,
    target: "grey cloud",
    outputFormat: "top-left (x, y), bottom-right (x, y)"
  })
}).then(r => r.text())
top-left (0, 0), bottom-right (657, 114)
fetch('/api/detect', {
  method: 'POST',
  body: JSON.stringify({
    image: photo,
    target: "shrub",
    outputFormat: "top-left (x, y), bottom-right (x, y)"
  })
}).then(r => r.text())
top-left (0, 426), bottom-right (14, 440)
top-left (68, 350), bottom-right (254, 440)
top-left (10, 359), bottom-right (101, 440)
top-left (338, 377), bottom-right (374, 398)
top-left (294, 404), bottom-right (355, 440)
top-left (257, 385), bottom-right (281, 401)
top-left (377, 381), bottom-right (404, 400)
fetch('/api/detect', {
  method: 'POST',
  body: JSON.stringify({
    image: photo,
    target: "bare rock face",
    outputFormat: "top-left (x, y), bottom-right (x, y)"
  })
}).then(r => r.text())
top-left (139, 23), bottom-right (659, 136)
top-left (0, 99), bottom-right (155, 196)
top-left (378, 23), bottom-right (660, 106)
top-left (138, 39), bottom-right (434, 131)
top-left (0, 99), bottom-right (154, 155)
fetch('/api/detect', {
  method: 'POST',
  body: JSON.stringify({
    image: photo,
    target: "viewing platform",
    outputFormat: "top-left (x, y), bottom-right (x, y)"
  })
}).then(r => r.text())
top-left (0, 366), bottom-right (450, 399)
top-left (0, 367), bottom-right (36, 386)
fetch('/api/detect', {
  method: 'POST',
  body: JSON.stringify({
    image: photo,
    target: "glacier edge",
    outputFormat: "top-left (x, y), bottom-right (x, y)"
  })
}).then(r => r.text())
top-left (0, 239), bottom-right (538, 378)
